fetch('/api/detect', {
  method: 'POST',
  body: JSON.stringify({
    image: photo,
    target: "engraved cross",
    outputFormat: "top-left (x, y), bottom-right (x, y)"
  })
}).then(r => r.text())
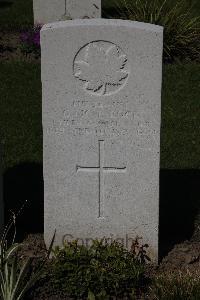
top-left (76, 140), bottom-right (127, 218)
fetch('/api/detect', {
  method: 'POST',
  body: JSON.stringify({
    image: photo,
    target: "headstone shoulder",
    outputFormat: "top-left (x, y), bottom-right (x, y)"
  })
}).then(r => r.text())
top-left (41, 18), bottom-right (163, 32)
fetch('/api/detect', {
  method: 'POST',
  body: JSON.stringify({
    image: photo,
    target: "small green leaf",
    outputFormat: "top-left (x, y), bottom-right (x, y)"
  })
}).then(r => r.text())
top-left (87, 290), bottom-right (96, 300)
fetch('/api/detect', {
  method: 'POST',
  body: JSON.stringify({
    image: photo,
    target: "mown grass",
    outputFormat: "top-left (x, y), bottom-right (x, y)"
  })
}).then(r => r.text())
top-left (0, 0), bottom-right (199, 171)
top-left (0, 62), bottom-right (42, 170)
top-left (161, 63), bottom-right (200, 169)
top-left (0, 62), bottom-right (199, 171)
top-left (0, 0), bottom-right (33, 29)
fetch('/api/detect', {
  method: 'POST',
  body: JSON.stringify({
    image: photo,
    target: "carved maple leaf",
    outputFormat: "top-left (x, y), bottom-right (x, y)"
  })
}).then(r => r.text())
top-left (74, 44), bottom-right (128, 95)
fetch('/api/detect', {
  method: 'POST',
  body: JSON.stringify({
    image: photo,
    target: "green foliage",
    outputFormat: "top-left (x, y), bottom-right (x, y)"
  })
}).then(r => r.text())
top-left (87, 289), bottom-right (110, 300)
top-left (0, 209), bottom-right (55, 300)
top-left (150, 271), bottom-right (200, 300)
top-left (87, 289), bottom-right (137, 300)
top-left (20, 25), bottom-right (41, 59)
top-left (51, 239), bottom-right (147, 299)
top-left (114, 0), bottom-right (200, 62)
top-left (20, 41), bottom-right (40, 59)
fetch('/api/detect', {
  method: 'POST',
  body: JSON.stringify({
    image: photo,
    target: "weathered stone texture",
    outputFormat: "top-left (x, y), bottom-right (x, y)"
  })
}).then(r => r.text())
top-left (33, 0), bottom-right (101, 24)
top-left (41, 19), bottom-right (163, 261)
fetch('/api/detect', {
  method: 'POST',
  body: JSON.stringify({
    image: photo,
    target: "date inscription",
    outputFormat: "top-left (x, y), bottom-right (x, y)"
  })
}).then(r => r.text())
top-left (46, 99), bottom-right (156, 138)
top-left (47, 100), bottom-right (135, 137)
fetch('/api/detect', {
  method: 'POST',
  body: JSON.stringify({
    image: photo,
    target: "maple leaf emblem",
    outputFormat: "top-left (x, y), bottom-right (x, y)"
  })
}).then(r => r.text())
top-left (74, 42), bottom-right (129, 96)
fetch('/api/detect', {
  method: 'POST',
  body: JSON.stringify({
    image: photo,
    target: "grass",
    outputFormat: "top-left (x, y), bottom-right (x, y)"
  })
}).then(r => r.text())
top-left (1, 0), bottom-right (199, 29)
top-left (110, 0), bottom-right (200, 63)
top-left (0, 62), bottom-right (199, 171)
top-left (0, 0), bottom-right (199, 171)
top-left (150, 271), bottom-right (200, 300)
top-left (102, 0), bottom-right (200, 18)
top-left (161, 63), bottom-right (200, 169)
top-left (0, 0), bottom-right (33, 29)
top-left (0, 62), bottom-right (42, 171)
top-left (0, 2), bottom-right (199, 296)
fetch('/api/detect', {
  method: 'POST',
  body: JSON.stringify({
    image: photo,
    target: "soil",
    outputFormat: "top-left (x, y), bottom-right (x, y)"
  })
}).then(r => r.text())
top-left (16, 233), bottom-right (200, 300)
top-left (0, 30), bottom-right (40, 62)
top-left (158, 241), bottom-right (200, 274)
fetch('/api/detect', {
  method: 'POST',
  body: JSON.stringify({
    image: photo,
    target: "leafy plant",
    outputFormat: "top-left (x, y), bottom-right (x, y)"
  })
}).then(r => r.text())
top-left (0, 207), bottom-right (55, 300)
top-left (113, 0), bottom-right (200, 62)
top-left (87, 289), bottom-right (109, 300)
top-left (51, 239), bottom-right (148, 299)
top-left (150, 271), bottom-right (200, 300)
top-left (20, 24), bottom-right (42, 58)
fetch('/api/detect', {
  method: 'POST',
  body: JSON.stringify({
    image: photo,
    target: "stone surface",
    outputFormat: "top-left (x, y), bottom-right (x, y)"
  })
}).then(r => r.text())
top-left (0, 142), bottom-right (4, 237)
top-left (41, 19), bottom-right (163, 261)
top-left (33, 0), bottom-right (101, 24)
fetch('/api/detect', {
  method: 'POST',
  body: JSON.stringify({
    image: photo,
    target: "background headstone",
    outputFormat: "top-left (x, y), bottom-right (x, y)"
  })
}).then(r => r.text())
top-left (0, 142), bottom-right (4, 237)
top-left (33, 0), bottom-right (101, 24)
top-left (41, 19), bottom-right (163, 261)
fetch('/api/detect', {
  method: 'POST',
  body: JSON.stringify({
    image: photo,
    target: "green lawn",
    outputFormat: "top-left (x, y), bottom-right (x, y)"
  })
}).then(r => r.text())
top-left (161, 64), bottom-right (200, 169)
top-left (0, 62), bottom-right (42, 170)
top-left (0, 0), bottom-right (33, 29)
top-left (0, 62), bottom-right (199, 171)
top-left (0, 0), bottom-right (199, 171)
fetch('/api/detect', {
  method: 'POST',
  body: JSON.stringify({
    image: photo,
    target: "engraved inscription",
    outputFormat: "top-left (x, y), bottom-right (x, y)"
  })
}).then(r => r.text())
top-left (46, 100), bottom-right (157, 142)
top-left (74, 41), bottom-right (130, 96)
top-left (77, 140), bottom-right (127, 218)
top-left (47, 100), bottom-right (135, 137)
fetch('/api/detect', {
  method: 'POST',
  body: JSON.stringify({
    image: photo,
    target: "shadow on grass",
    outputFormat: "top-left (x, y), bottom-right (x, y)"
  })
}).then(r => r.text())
top-left (159, 169), bottom-right (200, 260)
top-left (102, 7), bottom-right (119, 18)
top-left (3, 162), bottom-right (43, 242)
top-left (0, 1), bottom-right (13, 9)
top-left (3, 164), bottom-right (200, 259)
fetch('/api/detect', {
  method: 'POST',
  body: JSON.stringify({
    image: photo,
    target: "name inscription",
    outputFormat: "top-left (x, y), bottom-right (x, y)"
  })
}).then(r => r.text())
top-left (46, 99), bottom-right (156, 138)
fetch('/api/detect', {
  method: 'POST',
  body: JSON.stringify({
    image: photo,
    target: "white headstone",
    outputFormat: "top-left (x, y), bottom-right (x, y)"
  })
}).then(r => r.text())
top-left (33, 0), bottom-right (101, 24)
top-left (41, 19), bottom-right (163, 261)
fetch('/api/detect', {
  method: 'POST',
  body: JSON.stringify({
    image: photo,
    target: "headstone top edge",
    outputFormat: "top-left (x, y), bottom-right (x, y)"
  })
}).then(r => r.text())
top-left (41, 18), bottom-right (163, 33)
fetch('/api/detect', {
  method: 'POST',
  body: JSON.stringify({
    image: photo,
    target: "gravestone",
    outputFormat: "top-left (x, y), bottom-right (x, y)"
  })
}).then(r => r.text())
top-left (33, 0), bottom-right (101, 24)
top-left (0, 142), bottom-right (4, 237)
top-left (41, 19), bottom-right (163, 261)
